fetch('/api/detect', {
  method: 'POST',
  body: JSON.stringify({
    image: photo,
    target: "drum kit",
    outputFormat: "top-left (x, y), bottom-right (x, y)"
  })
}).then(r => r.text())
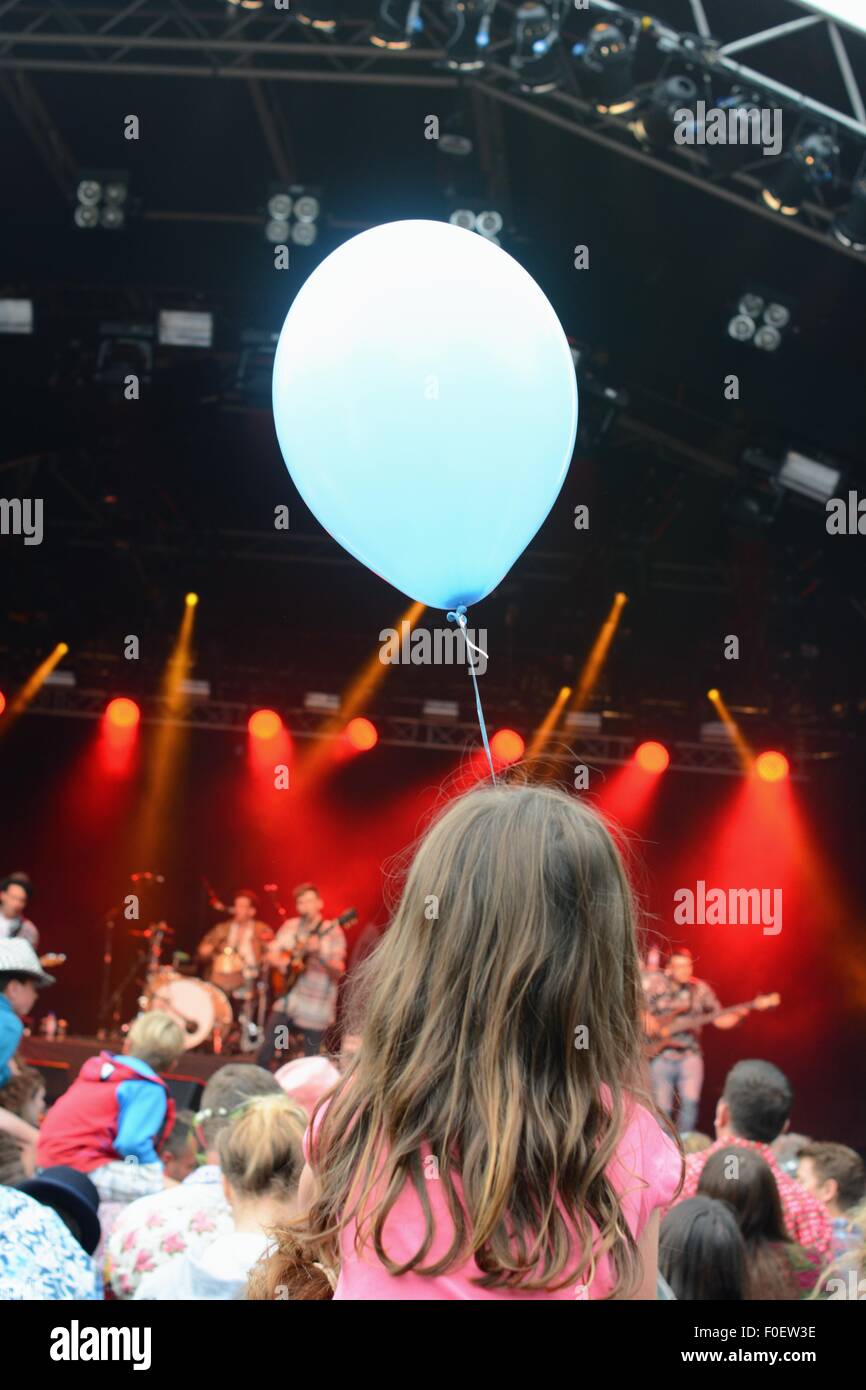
top-left (96, 874), bottom-right (357, 1056)
top-left (135, 924), bottom-right (266, 1055)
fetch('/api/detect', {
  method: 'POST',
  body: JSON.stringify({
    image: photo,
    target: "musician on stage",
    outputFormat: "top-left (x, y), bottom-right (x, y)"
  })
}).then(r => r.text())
top-left (643, 948), bottom-right (747, 1133)
top-left (196, 890), bottom-right (273, 1000)
top-left (258, 882), bottom-right (347, 1066)
top-left (0, 874), bottom-right (39, 949)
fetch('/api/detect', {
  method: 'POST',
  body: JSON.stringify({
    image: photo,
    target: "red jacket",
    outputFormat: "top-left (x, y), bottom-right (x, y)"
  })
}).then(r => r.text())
top-left (37, 1051), bottom-right (175, 1173)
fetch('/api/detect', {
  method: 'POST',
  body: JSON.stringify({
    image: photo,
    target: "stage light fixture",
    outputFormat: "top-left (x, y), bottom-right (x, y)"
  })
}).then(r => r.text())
top-left (575, 22), bottom-right (636, 115)
top-left (73, 170), bottom-right (129, 231)
top-left (0, 299), bottom-right (33, 335)
top-left (832, 155), bottom-right (866, 251)
top-left (510, 2), bottom-right (561, 95)
top-left (753, 324), bottom-right (782, 352)
top-left (635, 740), bottom-right (670, 773)
top-left (370, 0), bottom-right (423, 49)
top-left (631, 76), bottom-right (697, 149)
top-left (700, 721), bottom-right (736, 745)
top-left (761, 128), bottom-right (838, 217)
top-left (106, 697), bottom-right (140, 729)
top-left (0, 691), bottom-right (5, 717)
top-left (564, 711), bottom-right (602, 733)
top-left (476, 209), bottom-right (503, 238)
top-left (449, 208), bottom-right (477, 231)
top-left (249, 708), bottom-right (283, 740)
top-left (178, 678), bottom-right (210, 699)
top-left (778, 450), bottom-right (842, 504)
top-left (491, 728), bottom-right (525, 763)
top-left (727, 289), bottom-right (795, 351)
top-left (422, 699), bottom-right (459, 721)
top-left (345, 716), bottom-right (378, 750)
top-left (294, 0), bottom-right (337, 30)
top-left (448, 205), bottom-right (506, 244)
top-left (304, 691), bottom-right (341, 712)
top-left (443, 0), bottom-right (495, 72)
top-left (158, 311), bottom-right (213, 349)
top-left (264, 186), bottom-right (322, 246)
top-left (755, 750), bottom-right (789, 782)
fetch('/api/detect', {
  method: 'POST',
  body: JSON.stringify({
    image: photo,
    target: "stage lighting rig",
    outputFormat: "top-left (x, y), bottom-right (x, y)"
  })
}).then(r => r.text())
top-left (370, 0), bottom-right (423, 50)
top-left (831, 153), bottom-right (866, 251)
top-left (726, 289), bottom-right (796, 354)
top-left (264, 186), bottom-right (322, 247)
top-left (73, 171), bottom-right (130, 231)
top-left (573, 20), bottom-right (637, 116)
top-left (630, 75), bottom-right (698, 150)
top-left (448, 205), bottom-right (505, 246)
top-left (761, 126), bottom-right (839, 218)
top-left (510, 2), bottom-right (562, 96)
top-left (294, 0), bottom-right (337, 31)
top-left (443, 0), bottom-right (495, 73)
top-left (0, 299), bottom-right (33, 335)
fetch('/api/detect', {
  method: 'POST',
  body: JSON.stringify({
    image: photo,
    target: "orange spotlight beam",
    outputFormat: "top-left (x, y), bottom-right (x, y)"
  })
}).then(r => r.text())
top-left (295, 599), bottom-right (425, 789)
top-left (135, 596), bottom-right (198, 863)
top-left (526, 685), bottom-right (572, 764)
top-left (706, 687), bottom-right (754, 772)
top-left (1, 642), bottom-right (69, 736)
top-left (571, 592), bottom-right (628, 714)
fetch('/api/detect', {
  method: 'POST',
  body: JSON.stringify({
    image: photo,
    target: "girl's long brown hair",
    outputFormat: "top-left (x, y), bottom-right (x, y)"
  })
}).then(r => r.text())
top-left (293, 781), bottom-right (674, 1296)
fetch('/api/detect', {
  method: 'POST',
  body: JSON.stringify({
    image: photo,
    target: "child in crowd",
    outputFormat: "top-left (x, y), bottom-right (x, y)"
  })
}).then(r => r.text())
top-left (0, 1063), bottom-right (47, 1129)
top-left (106, 1064), bottom-right (281, 1298)
top-left (36, 1011), bottom-right (185, 1203)
top-left (698, 1147), bottom-right (823, 1298)
top-left (135, 1093), bottom-right (308, 1300)
top-left (0, 939), bottom-right (55, 1172)
top-left (659, 1197), bottom-right (747, 1300)
top-left (266, 782), bottom-right (684, 1300)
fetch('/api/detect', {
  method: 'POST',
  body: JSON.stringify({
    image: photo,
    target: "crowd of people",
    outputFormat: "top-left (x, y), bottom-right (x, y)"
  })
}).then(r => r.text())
top-left (0, 785), bottom-right (863, 1301)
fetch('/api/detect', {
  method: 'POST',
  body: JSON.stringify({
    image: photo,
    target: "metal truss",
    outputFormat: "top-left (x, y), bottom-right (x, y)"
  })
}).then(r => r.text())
top-left (0, 1), bottom-right (865, 261)
top-left (21, 681), bottom-right (811, 777)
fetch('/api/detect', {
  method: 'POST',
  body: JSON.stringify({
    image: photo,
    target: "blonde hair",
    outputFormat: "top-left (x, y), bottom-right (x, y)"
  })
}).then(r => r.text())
top-left (218, 1094), bottom-right (307, 1199)
top-left (126, 1011), bottom-right (186, 1071)
top-left (295, 780), bottom-right (680, 1297)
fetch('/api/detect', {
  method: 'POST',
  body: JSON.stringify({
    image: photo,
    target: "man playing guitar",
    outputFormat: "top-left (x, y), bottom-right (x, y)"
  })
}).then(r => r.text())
top-left (0, 874), bottom-right (39, 949)
top-left (258, 882), bottom-right (347, 1067)
top-left (643, 948), bottom-right (748, 1133)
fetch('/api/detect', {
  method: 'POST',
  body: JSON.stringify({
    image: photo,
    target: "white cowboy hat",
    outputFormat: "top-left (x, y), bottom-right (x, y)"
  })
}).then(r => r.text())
top-left (0, 937), bottom-right (55, 986)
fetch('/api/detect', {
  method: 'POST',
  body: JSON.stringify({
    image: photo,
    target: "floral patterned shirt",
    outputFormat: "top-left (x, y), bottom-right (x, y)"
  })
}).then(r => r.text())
top-left (0, 1186), bottom-right (102, 1300)
top-left (105, 1164), bottom-right (233, 1299)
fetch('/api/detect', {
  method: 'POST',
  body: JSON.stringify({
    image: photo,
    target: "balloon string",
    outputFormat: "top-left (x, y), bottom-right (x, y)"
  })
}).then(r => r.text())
top-left (447, 605), bottom-right (496, 785)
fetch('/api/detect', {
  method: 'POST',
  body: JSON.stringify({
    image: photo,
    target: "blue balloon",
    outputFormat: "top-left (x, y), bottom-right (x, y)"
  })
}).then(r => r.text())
top-left (272, 220), bottom-right (577, 610)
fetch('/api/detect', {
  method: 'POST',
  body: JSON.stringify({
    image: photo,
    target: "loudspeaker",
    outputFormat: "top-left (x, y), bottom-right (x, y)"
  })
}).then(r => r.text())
top-left (163, 1076), bottom-right (203, 1112)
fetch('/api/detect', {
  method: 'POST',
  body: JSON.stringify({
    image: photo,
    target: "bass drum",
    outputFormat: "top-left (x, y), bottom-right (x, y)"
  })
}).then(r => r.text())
top-left (143, 970), bottom-right (233, 1051)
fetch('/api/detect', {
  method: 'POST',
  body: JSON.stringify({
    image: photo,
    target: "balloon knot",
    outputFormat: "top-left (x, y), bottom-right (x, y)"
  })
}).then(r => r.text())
top-left (447, 605), bottom-right (468, 627)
